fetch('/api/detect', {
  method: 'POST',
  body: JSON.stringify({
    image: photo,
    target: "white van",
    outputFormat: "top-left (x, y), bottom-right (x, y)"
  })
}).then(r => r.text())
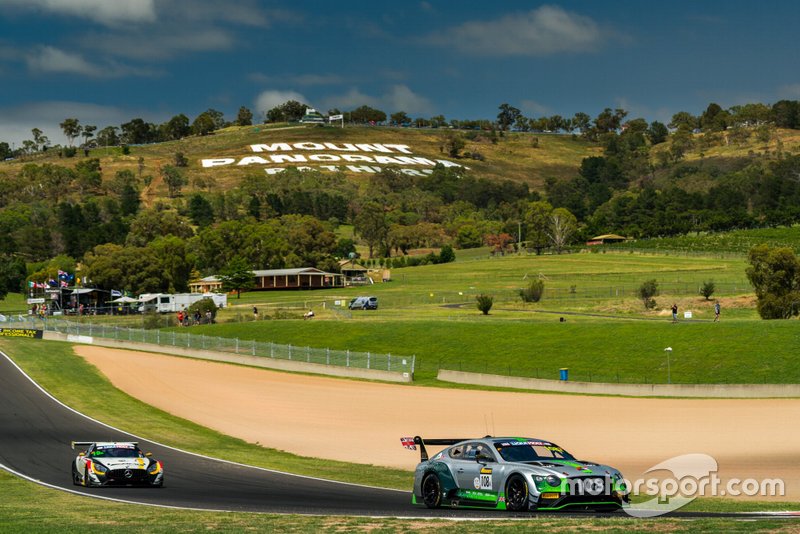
top-left (348, 296), bottom-right (378, 310)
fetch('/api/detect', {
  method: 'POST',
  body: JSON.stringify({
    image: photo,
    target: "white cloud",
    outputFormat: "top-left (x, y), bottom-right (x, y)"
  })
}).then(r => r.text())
top-left (319, 88), bottom-right (381, 112)
top-left (24, 45), bottom-right (160, 78)
top-left (0, 101), bottom-right (161, 147)
top-left (84, 28), bottom-right (235, 61)
top-left (428, 5), bottom-right (604, 56)
top-left (521, 99), bottom-right (551, 116)
top-left (26, 46), bottom-right (103, 76)
top-left (319, 85), bottom-right (433, 115)
top-left (1, 0), bottom-right (156, 26)
top-left (385, 85), bottom-right (434, 114)
top-left (254, 90), bottom-right (310, 115)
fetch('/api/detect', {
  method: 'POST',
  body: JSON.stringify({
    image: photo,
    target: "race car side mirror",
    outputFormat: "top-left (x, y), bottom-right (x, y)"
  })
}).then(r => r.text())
top-left (145, 452), bottom-right (152, 457)
top-left (78, 452), bottom-right (85, 457)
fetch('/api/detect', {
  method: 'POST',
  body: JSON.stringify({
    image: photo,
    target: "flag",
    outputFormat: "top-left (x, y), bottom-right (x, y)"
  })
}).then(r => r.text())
top-left (111, 290), bottom-right (122, 297)
top-left (60, 280), bottom-right (68, 288)
top-left (400, 437), bottom-right (416, 450)
top-left (58, 270), bottom-right (68, 280)
top-left (48, 279), bottom-right (57, 287)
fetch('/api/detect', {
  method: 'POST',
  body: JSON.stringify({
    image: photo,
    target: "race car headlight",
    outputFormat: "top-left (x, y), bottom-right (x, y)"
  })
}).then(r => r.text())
top-left (545, 475), bottom-right (561, 487)
top-left (91, 461), bottom-right (108, 474)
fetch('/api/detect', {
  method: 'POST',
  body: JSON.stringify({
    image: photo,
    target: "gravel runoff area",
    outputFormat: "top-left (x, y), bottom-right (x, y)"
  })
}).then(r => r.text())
top-left (76, 345), bottom-right (800, 501)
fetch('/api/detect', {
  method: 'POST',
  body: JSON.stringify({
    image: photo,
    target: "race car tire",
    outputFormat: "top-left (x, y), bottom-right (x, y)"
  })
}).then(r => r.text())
top-left (71, 463), bottom-right (80, 486)
top-left (84, 465), bottom-right (97, 488)
top-left (505, 474), bottom-right (529, 512)
top-left (421, 472), bottom-right (443, 509)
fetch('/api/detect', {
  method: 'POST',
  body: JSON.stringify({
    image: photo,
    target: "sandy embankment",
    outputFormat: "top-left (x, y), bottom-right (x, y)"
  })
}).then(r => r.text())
top-left (76, 345), bottom-right (800, 500)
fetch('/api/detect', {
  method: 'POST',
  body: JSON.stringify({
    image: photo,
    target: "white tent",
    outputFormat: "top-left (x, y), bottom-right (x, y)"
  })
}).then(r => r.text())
top-left (109, 296), bottom-right (137, 303)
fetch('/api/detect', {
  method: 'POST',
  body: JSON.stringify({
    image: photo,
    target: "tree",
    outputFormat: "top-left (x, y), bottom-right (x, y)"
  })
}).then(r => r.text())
top-left (354, 201), bottom-right (389, 258)
top-left (525, 201), bottom-right (553, 256)
top-left (476, 294), bottom-right (494, 315)
top-left (96, 126), bottom-right (120, 147)
top-left (638, 279), bottom-right (659, 309)
top-left (0, 142), bottom-right (11, 160)
top-left (519, 279), bottom-right (545, 303)
top-left (188, 194), bottom-right (215, 227)
top-left (60, 118), bottom-right (81, 147)
top-left (348, 105), bottom-right (386, 124)
top-left (700, 280), bottom-right (716, 301)
top-left (162, 114), bottom-right (190, 140)
top-left (497, 103), bottom-right (522, 131)
top-left (31, 128), bottom-right (49, 152)
top-left (161, 165), bottom-right (187, 198)
top-left (191, 112), bottom-right (216, 136)
top-left (219, 256), bottom-right (255, 298)
top-left (236, 106), bottom-right (253, 126)
top-left (0, 254), bottom-right (27, 299)
top-left (572, 112), bottom-right (592, 134)
top-left (442, 133), bottom-right (465, 158)
top-left (174, 152), bottom-right (188, 167)
top-left (547, 208), bottom-right (577, 253)
top-left (746, 244), bottom-right (800, 319)
top-left (82, 125), bottom-right (97, 147)
top-left (647, 121), bottom-right (669, 145)
top-left (120, 118), bottom-right (153, 144)
top-left (391, 111), bottom-right (410, 125)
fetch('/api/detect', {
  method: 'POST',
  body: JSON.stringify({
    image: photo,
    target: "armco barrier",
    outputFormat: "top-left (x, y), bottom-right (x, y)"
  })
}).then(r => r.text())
top-left (42, 331), bottom-right (413, 383)
top-left (438, 370), bottom-right (800, 398)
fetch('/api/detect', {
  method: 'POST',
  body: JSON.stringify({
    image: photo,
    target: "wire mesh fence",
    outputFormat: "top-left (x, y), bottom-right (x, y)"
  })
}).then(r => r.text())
top-left (12, 318), bottom-right (414, 376)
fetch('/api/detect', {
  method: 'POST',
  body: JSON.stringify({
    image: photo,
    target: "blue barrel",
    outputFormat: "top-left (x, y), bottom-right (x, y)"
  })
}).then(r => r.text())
top-left (559, 368), bottom-right (569, 381)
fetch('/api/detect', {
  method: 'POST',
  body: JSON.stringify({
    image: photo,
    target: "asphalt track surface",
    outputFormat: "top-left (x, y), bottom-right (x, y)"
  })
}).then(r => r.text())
top-left (1, 349), bottom-right (798, 521)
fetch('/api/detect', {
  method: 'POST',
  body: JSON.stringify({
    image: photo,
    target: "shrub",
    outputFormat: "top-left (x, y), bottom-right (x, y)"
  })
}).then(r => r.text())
top-left (638, 279), bottom-right (659, 309)
top-left (519, 279), bottom-right (545, 303)
top-left (476, 294), bottom-right (494, 315)
top-left (186, 297), bottom-right (219, 323)
top-left (700, 280), bottom-right (716, 300)
top-left (438, 244), bottom-right (455, 263)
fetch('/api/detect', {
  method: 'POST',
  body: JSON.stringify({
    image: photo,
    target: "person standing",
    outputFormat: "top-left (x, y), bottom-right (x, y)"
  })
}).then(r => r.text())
top-left (714, 301), bottom-right (721, 322)
top-left (253, 306), bottom-right (258, 320)
top-left (671, 303), bottom-right (678, 323)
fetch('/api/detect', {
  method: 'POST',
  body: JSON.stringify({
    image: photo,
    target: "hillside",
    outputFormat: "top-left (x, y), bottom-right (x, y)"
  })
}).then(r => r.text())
top-left (0, 125), bottom-right (601, 199)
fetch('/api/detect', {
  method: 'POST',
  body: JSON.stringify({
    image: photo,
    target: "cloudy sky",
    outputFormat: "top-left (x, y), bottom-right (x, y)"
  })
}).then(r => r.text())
top-left (1, 0), bottom-right (798, 146)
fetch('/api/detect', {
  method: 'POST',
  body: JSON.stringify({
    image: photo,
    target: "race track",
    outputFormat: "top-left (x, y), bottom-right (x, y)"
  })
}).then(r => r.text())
top-left (1, 348), bottom-right (798, 521)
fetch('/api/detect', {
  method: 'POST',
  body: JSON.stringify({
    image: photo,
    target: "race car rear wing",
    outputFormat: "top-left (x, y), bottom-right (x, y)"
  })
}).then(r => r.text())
top-left (402, 436), bottom-right (472, 462)
top-left (71, 441), bottom-right (138, 450)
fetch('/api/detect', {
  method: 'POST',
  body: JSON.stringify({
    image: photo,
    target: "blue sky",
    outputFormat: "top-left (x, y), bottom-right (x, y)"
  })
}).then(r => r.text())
top-left (1, 0), bottom-right (799, 146)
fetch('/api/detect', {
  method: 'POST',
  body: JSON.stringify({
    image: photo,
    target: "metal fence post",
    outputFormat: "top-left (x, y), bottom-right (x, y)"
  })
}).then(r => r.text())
top-left (235, 337), bottom-right (239, 354)
top-left (346, 349), bottom-right (350, 367)
top-left (270, 342), bottom-right (274, 358)
top-left (326, 348), bottom-right (330, 366)
top-left (252, 341), bottom-right (256, 356)
top-left (306, 346), bottom-right (310, 363)
top-left (411, 355), bottom-right (416, 374)
top-left (388, 353), bottom-right (391, 371)
top-left (367, 352), bottom-right (371, 369)
top-left (288, 344), bottom-right (292, 360)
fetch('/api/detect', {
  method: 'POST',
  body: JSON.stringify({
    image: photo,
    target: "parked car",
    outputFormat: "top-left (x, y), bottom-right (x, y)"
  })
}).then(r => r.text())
top-left (348, 296), bottom-right (378, 310)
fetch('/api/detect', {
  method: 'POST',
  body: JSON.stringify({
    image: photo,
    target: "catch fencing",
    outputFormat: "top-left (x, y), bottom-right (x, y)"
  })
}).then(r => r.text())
top-left (11, 317), bottom-right (414, 377)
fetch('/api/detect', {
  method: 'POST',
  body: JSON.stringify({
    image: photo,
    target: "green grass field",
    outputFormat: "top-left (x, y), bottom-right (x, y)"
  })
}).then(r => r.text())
top-left (610, 226), bottom-right (800, 255)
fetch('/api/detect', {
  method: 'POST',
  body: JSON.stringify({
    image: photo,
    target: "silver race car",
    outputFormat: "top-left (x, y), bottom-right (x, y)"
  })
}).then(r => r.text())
top-left (402, 436), bottom-right (628, 512)
top-left (71, 441), bottom-right (164, 487)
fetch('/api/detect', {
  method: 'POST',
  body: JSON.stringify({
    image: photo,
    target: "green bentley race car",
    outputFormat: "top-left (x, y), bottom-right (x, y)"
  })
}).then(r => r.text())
top-left (402, 436), bottom-right (628, 512)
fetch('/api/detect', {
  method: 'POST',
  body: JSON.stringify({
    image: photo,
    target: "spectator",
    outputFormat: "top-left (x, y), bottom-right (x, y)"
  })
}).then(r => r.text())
top-left (671, 303), bottom-right (678, 323)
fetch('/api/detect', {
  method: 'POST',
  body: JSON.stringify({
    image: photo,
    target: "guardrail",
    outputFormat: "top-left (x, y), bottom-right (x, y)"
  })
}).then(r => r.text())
top-left (8, 317), bottom-right (415, 380)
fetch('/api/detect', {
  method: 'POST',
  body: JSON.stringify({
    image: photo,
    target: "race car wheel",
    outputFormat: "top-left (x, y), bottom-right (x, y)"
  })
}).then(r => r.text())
top-left (421, 473), bottom-right (443, 509)
top-left (505, 474), bottom-right (529, 512)
top-left (71, 463), bottom-right (80, 486)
